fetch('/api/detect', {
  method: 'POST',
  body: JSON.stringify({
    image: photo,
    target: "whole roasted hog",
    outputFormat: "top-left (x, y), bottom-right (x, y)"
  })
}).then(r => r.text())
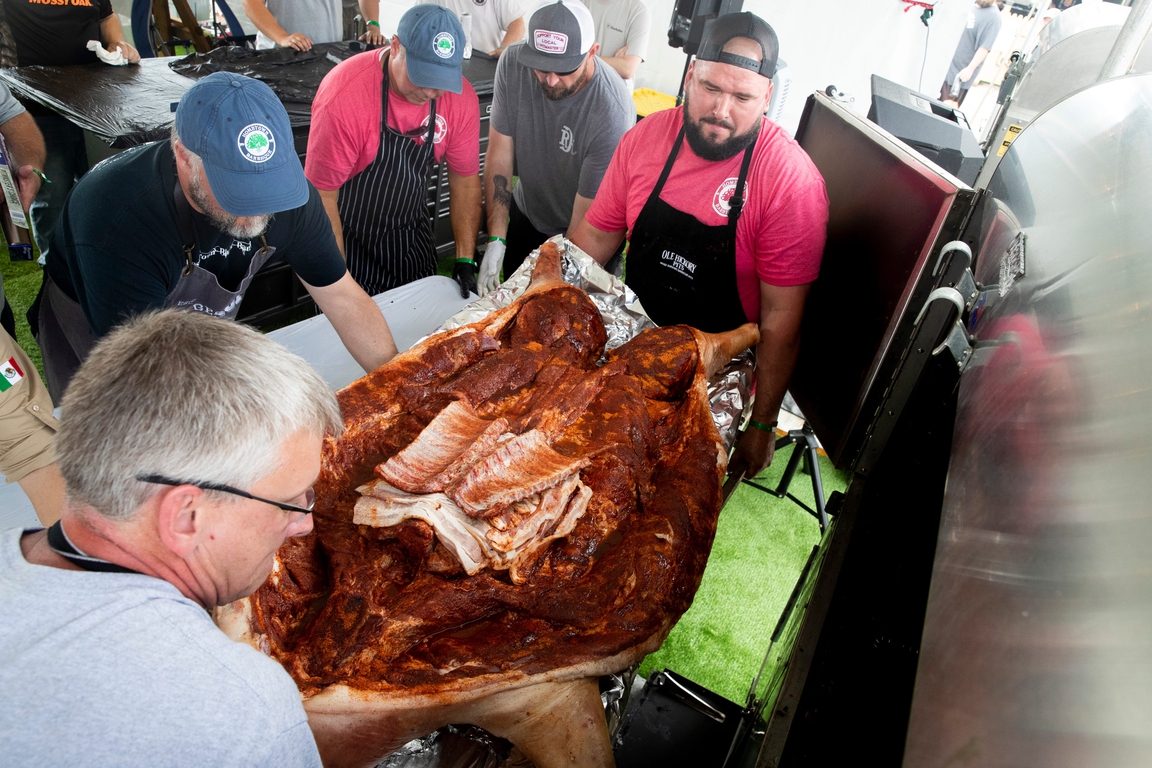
top-left (216, 244), bottom-right (760, 767)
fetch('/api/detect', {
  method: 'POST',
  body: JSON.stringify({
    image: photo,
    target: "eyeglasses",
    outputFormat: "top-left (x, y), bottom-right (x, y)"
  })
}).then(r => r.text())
top-left (550, 63), bottom-right (582, 77)
top-left (135, 473), bottom-right (316, 515)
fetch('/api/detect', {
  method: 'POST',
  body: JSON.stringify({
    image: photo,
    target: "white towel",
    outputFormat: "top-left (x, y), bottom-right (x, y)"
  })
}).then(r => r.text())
top-left (86, 40), bottom-right (127, 66)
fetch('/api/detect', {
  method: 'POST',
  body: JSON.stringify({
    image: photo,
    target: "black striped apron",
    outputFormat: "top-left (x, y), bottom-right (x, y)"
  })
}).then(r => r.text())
top-left (337, 53), bottom-right (438, 296)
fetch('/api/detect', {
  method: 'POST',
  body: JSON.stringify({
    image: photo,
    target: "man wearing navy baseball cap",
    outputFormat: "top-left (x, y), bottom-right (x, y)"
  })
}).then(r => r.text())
top-left (35, 72), bottom-right (398, 401)
top-left (306, 4), bottom-right (483, 299)
top-left (570, 11), bottom-right (829, 478)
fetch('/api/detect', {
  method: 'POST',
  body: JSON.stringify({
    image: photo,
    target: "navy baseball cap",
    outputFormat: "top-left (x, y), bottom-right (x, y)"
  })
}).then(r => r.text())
top-left (174, 72), bottom-right (308, 217)
top-left (398, 5), bottom-right (464, 94)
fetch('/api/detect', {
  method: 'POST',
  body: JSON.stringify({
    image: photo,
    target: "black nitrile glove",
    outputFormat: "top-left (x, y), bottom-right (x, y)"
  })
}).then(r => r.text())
top-left (453, 258), bottom-right (478, 298)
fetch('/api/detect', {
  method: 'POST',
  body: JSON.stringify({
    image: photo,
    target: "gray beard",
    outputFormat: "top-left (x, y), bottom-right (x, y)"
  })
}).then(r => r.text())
top-left (187, 164), bottom-right (272, 240)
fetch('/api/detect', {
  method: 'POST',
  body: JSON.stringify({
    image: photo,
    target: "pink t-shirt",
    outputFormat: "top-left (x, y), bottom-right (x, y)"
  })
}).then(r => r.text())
top-left (305, 49), bottom-right (481, 190)
top-left (586, 106), bottom-right (829, 323)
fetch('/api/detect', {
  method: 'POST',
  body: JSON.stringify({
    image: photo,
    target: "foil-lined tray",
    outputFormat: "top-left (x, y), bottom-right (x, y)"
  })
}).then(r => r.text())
top-left (438, 235), bottom-right (755, 453)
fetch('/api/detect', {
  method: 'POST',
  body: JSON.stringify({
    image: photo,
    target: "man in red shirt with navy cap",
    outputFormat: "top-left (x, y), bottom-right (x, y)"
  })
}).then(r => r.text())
top-left (37, 72), bottom-right (398, 401)
top-left (570, 12), bottom-right (829, 476)
top-left (307, 4), bottom-right (483, 298)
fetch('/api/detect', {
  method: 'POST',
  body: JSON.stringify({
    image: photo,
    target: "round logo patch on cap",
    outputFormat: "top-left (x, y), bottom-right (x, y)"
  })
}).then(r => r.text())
top-left (433, 32), bottom-right (455, 58)
top-left (238, 123), bottom-right (276, 163)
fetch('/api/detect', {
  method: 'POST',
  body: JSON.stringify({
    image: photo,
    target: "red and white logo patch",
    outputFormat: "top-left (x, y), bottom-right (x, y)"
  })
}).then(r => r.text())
top-left (418, 113), bottom-right (450, 145)
top-left (712, 177), bottom-right (742, 218)
top-left (534, 30), bottom-right (569, 54)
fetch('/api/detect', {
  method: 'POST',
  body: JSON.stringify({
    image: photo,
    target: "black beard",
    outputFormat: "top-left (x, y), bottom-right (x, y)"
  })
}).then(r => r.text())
top-left (682, 93), bottom-right (762, 161)
top-left (540, 63), bottom-right (590, 101)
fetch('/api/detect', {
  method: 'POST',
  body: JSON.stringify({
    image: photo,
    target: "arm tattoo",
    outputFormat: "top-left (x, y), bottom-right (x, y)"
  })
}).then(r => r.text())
top-left (493, 175), bottom-right (512, 209)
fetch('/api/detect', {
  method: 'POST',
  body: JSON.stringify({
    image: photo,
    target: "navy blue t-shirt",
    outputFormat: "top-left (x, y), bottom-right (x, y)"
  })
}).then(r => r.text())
top-left (46, 140), bottom-right (347, 338)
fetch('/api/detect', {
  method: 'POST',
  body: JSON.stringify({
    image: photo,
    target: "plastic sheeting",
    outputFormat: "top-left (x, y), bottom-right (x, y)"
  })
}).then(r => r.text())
top-left (0, 58), bottom-right (196, 148)
top-left (169, 41), bottom-right (365, 104)
top-left (0, 42), bottom-right (498, 149)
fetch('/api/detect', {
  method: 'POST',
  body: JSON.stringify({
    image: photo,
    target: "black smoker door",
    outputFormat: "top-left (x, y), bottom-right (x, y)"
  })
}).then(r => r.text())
top-left (790, 92), bottom-right (974, 470)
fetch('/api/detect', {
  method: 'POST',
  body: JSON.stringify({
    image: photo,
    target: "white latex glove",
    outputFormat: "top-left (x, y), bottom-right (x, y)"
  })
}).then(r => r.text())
top-left (478, 240), bottom-right (506, 297)
top-left (87, 40), bottom-right (127, 66)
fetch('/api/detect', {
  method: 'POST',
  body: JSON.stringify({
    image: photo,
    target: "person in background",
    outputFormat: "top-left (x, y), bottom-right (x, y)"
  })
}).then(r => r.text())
top-left (578, 0), bottom-right (650, 91)
top-left (306, 5), bottom-right (482, 298)
top-left (0, 82), bottom-right (64, 526)
top-left (940, 0), bottom-right (1003, 107)
top-left (569, 13), bottom-right (829, 477)
top-left (0, 0), bottom-right (138, 268)
top-left (0, 310), bottom-right (337, 766)
top-left (37, 73), bottom-right (398, 403)
top-left (244, 0), bottom-right (386, 51)
top-left (478, 0), bottom-right (632, 295)
top-left (420, 0), bottom-right (527, 56)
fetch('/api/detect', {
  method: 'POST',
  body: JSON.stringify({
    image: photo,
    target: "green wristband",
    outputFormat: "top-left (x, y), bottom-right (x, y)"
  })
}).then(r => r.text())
top-left (456, 257), bottom-right (476, 265)
top-left (487, 236), bottom-right (507, 244)
top-left (366, 19), bottom-right (380, 28)
top-left (749, 420), bottom-right (778, 433)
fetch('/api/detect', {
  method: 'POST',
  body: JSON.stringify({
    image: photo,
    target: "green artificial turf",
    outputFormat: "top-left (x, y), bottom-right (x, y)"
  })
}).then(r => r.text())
top-left (0, 240), bottom-right (44, 379)
top-left (638, 447), bottom-right (852, 705)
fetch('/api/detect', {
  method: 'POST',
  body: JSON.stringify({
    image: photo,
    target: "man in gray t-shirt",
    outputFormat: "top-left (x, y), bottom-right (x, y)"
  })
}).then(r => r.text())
top-left (244, 0), bottom-right (386, 51)
top-left (479, 0), bottom-right (633, 294)
top-left (0, 310), bottom-right (344, 766)
top-left (941, 0), bottom-right (1002, 106)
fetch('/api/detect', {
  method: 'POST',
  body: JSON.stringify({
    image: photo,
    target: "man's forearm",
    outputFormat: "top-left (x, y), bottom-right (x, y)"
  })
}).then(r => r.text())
top-left (448, 170), bottom-right (482, 260)
top-left (306, 272), bottom-right (397, 371)
top-left (358, 0), bottom-right (379, 25)
top-left (318, 187), bottom-right (347, 259)
top-left (752, 325), bottom-right (799, 426)
top-left (242, 0), bottom-right (291, 43)
top-left (484, 130), bottom-right (515, 238)
top-left (568, 218), bottom-right (625, 266)
top-left (495, 18), bottom-right (525, 54)
top-left (601, 54), bottom-right (641, 82)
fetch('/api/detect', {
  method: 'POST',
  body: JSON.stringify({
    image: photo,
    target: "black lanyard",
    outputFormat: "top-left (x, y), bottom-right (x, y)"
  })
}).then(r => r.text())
top-left (46, 521), bottom-right (140, 574)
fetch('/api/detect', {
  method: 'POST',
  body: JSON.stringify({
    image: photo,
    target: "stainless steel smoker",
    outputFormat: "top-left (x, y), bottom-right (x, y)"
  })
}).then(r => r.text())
top-left (711, 66), bottom-right (1152, 768)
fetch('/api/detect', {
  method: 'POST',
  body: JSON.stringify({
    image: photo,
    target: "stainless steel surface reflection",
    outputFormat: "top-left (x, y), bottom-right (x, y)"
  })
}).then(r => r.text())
top-left (905, 73), bottom-right (1152, 767)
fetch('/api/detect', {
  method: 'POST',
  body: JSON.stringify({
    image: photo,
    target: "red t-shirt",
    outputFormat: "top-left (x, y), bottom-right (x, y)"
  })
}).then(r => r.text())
top-left (305, 49), bottom-right (481, 190)
top-left (586, 106), bottom-right (828, 323)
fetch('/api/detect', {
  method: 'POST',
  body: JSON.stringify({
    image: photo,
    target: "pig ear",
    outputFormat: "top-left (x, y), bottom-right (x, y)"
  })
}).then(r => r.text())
top-left (694, 323), bottom-right (761, 378)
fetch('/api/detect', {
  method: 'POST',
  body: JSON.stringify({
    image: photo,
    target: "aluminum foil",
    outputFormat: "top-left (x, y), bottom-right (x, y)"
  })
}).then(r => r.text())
top-left (439, 235), bottom-right (755, 453)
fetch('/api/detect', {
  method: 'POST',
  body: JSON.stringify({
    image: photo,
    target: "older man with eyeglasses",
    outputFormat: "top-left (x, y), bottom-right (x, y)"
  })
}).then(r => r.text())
top-left (0, 310), bottom-right (341, 766)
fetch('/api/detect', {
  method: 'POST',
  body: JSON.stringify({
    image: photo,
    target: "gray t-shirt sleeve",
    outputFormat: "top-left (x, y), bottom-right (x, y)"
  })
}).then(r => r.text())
top-left (491, 48), bottom-right (515, 136)
top-left (0, 83), bottom-right (26, 126)
top-left (974, 10), bottom-right (1001, 52)
top-left (625, 2), bottom-right (651, 61)
top-left (576, 78), bottom-right (634, 199)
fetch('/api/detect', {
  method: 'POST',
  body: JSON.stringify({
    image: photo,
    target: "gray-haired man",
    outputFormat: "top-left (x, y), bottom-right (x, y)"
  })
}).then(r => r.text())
top-left (0, 310), bottom-right (341, 766)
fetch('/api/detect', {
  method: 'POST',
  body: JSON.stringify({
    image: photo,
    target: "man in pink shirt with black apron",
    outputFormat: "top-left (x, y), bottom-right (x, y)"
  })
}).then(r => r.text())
top-left (306, 5), bottom-right (483, 298)
top-left (570, 13), bottom-right (829, 475)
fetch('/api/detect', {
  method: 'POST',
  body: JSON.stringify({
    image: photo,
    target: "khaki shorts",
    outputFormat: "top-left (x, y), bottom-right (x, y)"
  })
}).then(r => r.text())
top-left (0, 329), bottom-right (58, 483)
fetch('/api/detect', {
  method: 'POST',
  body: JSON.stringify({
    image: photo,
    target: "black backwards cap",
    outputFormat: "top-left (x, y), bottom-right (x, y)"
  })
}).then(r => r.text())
top-left (696, 12), bottom-right (779, 79)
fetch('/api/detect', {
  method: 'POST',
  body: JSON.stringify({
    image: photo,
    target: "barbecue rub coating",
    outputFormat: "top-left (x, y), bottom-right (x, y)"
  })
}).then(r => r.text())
top-left (217, 243), bottom-right (760, 746)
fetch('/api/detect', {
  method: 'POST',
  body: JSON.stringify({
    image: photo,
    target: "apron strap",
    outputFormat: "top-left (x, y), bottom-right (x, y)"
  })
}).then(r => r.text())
top-left (46, 520), bottom-right (140, 574)
top-left (649, 125), bottom-right (687, 204)
top-left (173, 178), bottom-right (197, 277)
top-left (379, 52), bottom-right (439, 150)
top-left (726, 140), bottom-right (757, 236)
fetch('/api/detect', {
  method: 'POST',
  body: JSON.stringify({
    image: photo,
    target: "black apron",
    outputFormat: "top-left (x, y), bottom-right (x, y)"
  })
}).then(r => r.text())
top-left (337, 53), bottom-right (438, 296)
top-left (624, 125), bottom-right (755, 333)
top-left (36, 183), bottom-right (277, 402)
